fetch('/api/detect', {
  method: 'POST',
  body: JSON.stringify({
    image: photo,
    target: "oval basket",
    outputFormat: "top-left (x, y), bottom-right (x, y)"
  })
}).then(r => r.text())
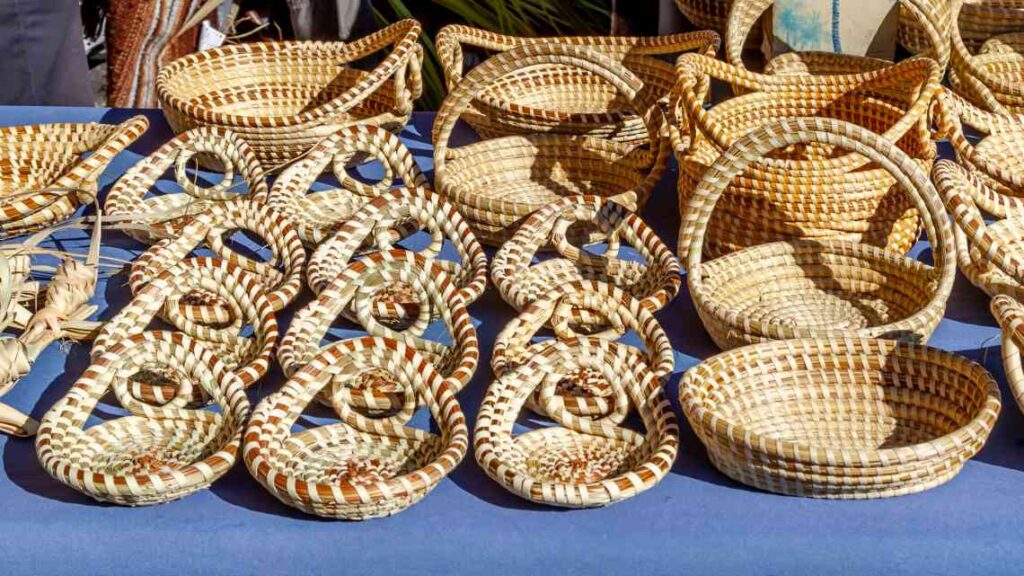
top-left (0, 116), bottom-right (148, 239)
top-left (681, 117), bottom-right (954, 350)
top-left (672, 54), bottom-right (940, 259)
top-left (245, 337), bottom-right (468, 519)
top-left (434, 43), bottom-right (670, 246)
top-left (475, 338), bottom-right (678, 508)
top-left (156, 20), bottom-right (424, 169)
top-left (435, 25), bottom-right (719, 146)
top-left (680, 337), bottom-right (1001, 499)
top-left (36, 331), bottom-right (250, 506)
top-left (949, 1), bottom-right (1024, 114)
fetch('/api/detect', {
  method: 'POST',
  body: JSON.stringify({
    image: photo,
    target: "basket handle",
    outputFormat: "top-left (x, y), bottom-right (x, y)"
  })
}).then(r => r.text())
top-left (432, 43), bottom-right (658, 171)
top-left (724, 0), bottom-right (771, 67)
top-left (992, 294), bottom-right (1024, 410)
top-left (681, 117), bottom-right (955, 338)
top-left (947, 0), bottom-right (1021, 115)
top-left (934, 90), bottom-right (1024, 195)
top-left (53, 115), bottom-right (150, 200)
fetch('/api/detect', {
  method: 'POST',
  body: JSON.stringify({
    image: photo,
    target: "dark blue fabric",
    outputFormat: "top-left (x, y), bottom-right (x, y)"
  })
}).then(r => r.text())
top-left (0, 107), bottom-right (1021, 576)
top-left (0, 1), bottom-right (92, 105)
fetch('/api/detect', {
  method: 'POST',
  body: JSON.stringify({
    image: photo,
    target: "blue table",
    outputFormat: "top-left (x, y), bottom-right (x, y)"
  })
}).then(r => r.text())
top-left (0, 106), bottom-right (1021, 576)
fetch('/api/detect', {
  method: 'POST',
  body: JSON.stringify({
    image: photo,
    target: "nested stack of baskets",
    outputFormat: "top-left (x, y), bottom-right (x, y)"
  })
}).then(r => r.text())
top-left (672, 54), bottom-right (941, 260)
top-left (156, 19), bottom-right (424, 169)
top-left (948, 0), bottom-right (1024, 114)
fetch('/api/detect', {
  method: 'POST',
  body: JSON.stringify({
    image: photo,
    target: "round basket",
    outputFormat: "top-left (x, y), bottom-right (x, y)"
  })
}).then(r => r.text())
top-left (435, 25), bottom-right (718, 146)
top-left (672, 54), bottom-right (939, 259)
top-left (993, 294), bottom-right (1024, 413)
top-left (244, 337), bottom-right (468, 519)
top-left (36, 331), bottom-right (250, 506)
top-left (267, 123), bottom-right (427, 245)
top-left (949, 1), bottom-right (1024, 114)
top-left (475, 338), bottom-right (678, 508)
top-left (492, 281), bottom-right (674, 422)
top-left (681, 117), bottom-right (954, 350)
top-left (105, 126), bottom-right (267, 244)
top-left (492, 195), bottom-right (680, 329)
top-left (434, 43), bottom-right (670, 247)
top-left (156, 20), bottom-right (423, 169)
top-left (280, 250), bottom-right (478, 417)
top-left (680, 337), bottom-right (1001, 499)
top-left (94, 257), bottom-right (278, 405)
top-left (0, 116), bottom-right (148, 239)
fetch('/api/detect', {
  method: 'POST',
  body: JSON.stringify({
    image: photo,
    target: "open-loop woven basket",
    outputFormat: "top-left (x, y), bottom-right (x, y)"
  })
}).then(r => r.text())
top-left (94, 257), bottom-right (278, 405)
top-left (672, 54), bottom-right (940, 259)
top-left (675, 0), bottom-right (763, 50)
top-left (492, 281), bottom-right (674, 422)
top-left (280, 250), bottom-right (478, 417)
top-left (0, 116), bottom-right (148, 239)
top-left (435, 25), bottom-right (719, 146)
top-left (245, 337), bottom-right (468, 519)
top-left (949, 0), bottom-right (1024, 114)
top-left (492, 195), bottom-right (680, 331)
top-left (475, 338), bottom-right (678, 508)
top-left (993, 294), bottom-right (1024, 413)
top-left (680, 337), bottom-right (1001, 499)
top-left (307, 186), bottom-right (487, 306)
top-left (36, 331), bottom-right (250, 506)
top-left (128, 202), bottom-right (306, 325)
top-left (267, 124), bottom-right (428, 245)
top-left (434, 42), bottom-right (670, 247)
top-left (933, 159), bottom-right (1024, 298)
top-left (106, 126), bottom-right (267, 244)
top-left (681, 117), bottom-right (955, 350)
top-left (156, 20), bottom-right (424, 169)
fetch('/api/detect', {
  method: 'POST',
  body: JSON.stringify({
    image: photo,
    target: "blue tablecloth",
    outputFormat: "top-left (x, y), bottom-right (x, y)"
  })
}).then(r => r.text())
top-left (0, 106), bottom-right (1021, 576)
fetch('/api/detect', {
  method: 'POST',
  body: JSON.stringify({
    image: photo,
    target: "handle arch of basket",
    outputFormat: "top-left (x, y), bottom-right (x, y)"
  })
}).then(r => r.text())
top-left (682, 116), bottom-right (955, 341)
top-left (673, 53), bottom-right (941, 171)
top-left (948, 0), bottom-right (1024, 115)
top-left (307, 186), bottom-right (487, 304)
top-left (992, 294), bottom-right (1024, 412)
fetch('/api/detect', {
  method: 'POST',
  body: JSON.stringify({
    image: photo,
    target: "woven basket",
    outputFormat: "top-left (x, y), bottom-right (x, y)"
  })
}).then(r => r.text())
top-left (680, 337), bottom-right (1000, 499)
top-left (949, 1), bottom-right (1024, 113)
top-left (681, 117), bottom-right (954, 350)
top-left (434, 43), bottom-right (670, 247)
top-left (435, 25), bottom-right (719, 146)
top-left (36, 331), bottom-right (250, 506)
top-left (0, 116), bottom-right (148, 239)
top-left (105, 126), bottom-right (267, 244)
top-left (906, 0), bottom-right (1024, 55)
top-left (492, 281), bottom-right (674, 422)
top-left (676, 0), bottom-right (763, 50)
top-left (993, 294), bottom-right (1024, 413)
top-left (245, 337), bottom-right (467, 519)
top-left (156, 20), bottom-right (424, 169)
top-left (672, 54), bottom-right (939, 258)
top-left (475, 338), bottom-right (678, 508)
top-left (267, 124), bottom-right (428, 245)
top-left (492, 195), bottom-right (680, 330)
top-left (280, 251), bottom-right (478, 417)
top-left (95, 257), bottom-right (278, 406)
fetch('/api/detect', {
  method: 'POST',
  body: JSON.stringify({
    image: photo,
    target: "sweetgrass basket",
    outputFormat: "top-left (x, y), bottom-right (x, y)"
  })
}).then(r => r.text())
top-left (36, 331), bottom-right (250, 506)
top-left (491, 195), bottom-right (680, 331)
top-left (0, 116), bottom-right (147, 239)
top-left (245, 337), bottom-right (468, 519)
top-left (906, 0), bottom-right (1024, 55)
top-left (680, 337), bottom-right (1000, 499)
top-left (675, 0), bottom-right (763, 50)
top-left (681, 117), bottom-right (954, 350)
top-left (434, 43), bottom-right (670, 246)
top-left (993, 294), bottom-right (1024, 413)
top-left (671, 54), bottom-right (940, 259)
top-left (105, 126), bottom-right (267, 244)
top-left (475, 338), bottom-right (678, 508)
top-left (267, 123), bottom-right (428, 245)
top-left (949, 1), bottom-right (1024, 114)
top-left (435, 25), bottom-right (719, 146)
top-left (156, 20), bottom-right (423, 169)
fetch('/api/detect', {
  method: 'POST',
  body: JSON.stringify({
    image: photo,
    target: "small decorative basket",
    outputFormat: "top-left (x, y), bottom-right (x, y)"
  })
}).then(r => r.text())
top-left (993, 294), bottom-right (1024, 413)
top-left (475, 338), bottom-right (678, 508)
top-left (280, 251), bottom-right (478, 416)
top-left (94, 257), bottom-right (278, 405)
top-left (681, 117), bottom-right (954, 350)
top-left (492, 195), bottom-right (680, 330)
top-left (435, 25), bottom-right (719, 146)
top-left (244, 337), bottom-right (468, 519)
top-left (105, 126), bottom-right (267, 244)
top-left (949, 1), bottom-right (1024, 114)
top-left (680, 337), bottom-right (1000, 499)
top-left (676, 0), bottom-right (763, 50)
top-left (36, 331), bottom-right (250, 506)
top-left (156, 20), bottom-right (424, 169)
top-left (0, 116), bottom-right (148, 239)
top-left (267, 124), bottom-right (428, 245)
top-left (434, 43), bottom-right (670, 246)
top-left (672, 54), bottom-right (940, 258)
top-left (492, 281), bottom-right (674, 422)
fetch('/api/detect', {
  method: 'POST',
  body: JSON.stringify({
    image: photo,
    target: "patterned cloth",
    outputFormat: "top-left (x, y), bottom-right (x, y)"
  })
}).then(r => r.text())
top-left (772, 0), bottom-right (898, 59)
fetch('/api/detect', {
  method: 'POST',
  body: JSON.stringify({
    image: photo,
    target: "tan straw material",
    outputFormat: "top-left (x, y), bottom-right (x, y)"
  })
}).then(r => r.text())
top-left (948, 0), bottom-right (1024, 114)
top-left (676, 0), bottom-right (764, 50)
top-left (993, 294), bottom-right (1024, 414)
